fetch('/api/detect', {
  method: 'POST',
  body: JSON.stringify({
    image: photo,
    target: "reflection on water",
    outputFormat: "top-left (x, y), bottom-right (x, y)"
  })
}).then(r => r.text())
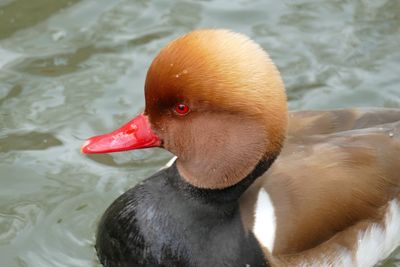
top-left (0, 0), bottom-right (399, 266)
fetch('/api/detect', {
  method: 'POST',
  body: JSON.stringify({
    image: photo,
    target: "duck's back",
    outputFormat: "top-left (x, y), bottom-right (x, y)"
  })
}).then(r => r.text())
top-left (240, 108), bottom-right (400, 266)
top-left (287, 108), bottom-right (400, 137)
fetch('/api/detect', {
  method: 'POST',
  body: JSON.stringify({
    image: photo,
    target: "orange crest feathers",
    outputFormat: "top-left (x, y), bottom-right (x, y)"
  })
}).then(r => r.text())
top-left (145, 29), bottom-right (288, 150)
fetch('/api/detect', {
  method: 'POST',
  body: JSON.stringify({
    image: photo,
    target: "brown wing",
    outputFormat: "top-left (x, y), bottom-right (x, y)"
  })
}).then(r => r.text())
top-left (287, 108), bottom-right (400, 137)
top-left (241, 108), bottom-right (400, 261)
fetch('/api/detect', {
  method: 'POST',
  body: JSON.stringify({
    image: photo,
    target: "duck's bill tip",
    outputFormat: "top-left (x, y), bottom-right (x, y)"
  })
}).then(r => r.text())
top-left (80, 113), bottom-right (161, 154)
top-left (80, 139), bottom-right (92, 154)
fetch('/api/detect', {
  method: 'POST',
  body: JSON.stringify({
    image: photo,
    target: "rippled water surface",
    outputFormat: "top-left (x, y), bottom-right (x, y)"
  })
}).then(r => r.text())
top-left (0, 0), bottom-right (399, 266)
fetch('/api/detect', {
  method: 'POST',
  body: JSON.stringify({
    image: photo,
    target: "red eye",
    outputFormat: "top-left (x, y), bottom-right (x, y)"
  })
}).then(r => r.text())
top-left (174, 103), bottom-right (190, 115)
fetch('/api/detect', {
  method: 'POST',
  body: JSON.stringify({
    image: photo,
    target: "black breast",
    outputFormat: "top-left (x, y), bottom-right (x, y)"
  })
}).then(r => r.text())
top-left (96, 166), bottom-right (268, 267)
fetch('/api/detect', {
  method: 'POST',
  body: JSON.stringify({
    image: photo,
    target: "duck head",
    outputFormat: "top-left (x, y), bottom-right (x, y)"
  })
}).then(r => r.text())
top-left (82, 29), bottom-right (288, 189)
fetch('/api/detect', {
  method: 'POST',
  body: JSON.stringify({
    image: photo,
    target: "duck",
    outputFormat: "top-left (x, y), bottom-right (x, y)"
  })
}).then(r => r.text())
top-left (81, 29), bottom-right (400, 267)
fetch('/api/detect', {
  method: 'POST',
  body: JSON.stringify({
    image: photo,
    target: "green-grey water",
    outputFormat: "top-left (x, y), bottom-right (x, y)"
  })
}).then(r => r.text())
top-left (0, 0), bottom-right (399, 266)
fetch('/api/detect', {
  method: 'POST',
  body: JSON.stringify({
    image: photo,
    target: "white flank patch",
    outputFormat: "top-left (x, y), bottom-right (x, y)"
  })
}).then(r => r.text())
top-left (302, 199), bottom-right (400, 267)
top-left (160, 156), bottom-right (177, 170)
top-left (253, 188), bottom-right (276, 252)
top-left (353, 199), bottom-right (400, 267)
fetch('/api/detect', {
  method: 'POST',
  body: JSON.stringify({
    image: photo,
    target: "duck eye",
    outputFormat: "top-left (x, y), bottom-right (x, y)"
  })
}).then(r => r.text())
top-left (174, 103), bottom-right (190, 115)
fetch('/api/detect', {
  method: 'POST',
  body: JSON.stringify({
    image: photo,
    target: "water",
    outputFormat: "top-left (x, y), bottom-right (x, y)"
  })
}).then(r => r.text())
top-left (0, 0), bottom-right (399, 266)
